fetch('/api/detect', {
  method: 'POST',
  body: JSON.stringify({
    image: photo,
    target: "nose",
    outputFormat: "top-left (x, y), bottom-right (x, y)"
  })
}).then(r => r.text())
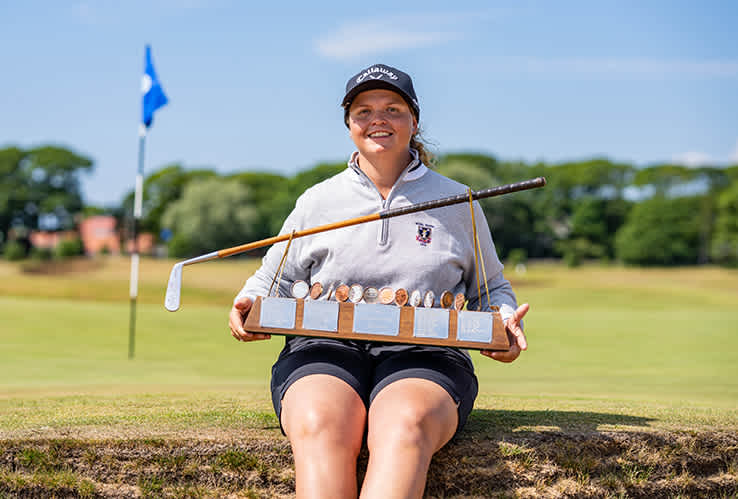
top-left (370, 110), bottom-right (390, 124)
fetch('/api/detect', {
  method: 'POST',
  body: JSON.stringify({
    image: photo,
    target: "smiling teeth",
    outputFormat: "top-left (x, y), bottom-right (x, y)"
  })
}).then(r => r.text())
top-left (370, 132), bottom-right (390, 137)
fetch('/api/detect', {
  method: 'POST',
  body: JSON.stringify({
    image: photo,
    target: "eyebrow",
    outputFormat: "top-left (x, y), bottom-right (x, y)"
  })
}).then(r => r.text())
top-left (352, 98), bottom-right (406, 108)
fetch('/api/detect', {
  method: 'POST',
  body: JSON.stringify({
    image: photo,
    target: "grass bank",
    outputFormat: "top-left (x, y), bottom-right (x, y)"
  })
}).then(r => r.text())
top-left (1, 257), bottom-right (737, 496)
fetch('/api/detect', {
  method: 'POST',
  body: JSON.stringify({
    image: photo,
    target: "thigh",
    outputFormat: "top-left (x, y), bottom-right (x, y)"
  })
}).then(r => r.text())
top-left (369, 346), bottom-right (479, 438)
top-left (281, 374), bottom-right (367, 444)
top-left (367, 377), bottom-right (459, 454)
top-left (270, 337), bottom-right (371, 434)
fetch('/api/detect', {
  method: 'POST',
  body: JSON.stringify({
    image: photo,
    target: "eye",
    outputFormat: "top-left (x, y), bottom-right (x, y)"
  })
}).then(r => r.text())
top-left (387, 106), bottom-right (399, 114)
top-left (355, 108), bottom-right (370, 117)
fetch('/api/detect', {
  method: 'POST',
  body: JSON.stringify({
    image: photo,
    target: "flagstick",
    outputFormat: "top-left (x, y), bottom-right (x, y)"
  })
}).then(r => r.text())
top-left (128, 126), bottom-right (146, 359)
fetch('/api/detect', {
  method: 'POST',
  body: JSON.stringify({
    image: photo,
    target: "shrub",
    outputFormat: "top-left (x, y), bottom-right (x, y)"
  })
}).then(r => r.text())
top-left (556, 238), bottom-right (607, 268)
top-left (3, 240), bottom-right (27, 261)
top-left (30, 247), bottom-right (53, 261)
top-left (167, 234), bottom-right (194, 259)
top-left (55, 238), bottom-right (84, 259)
top-left (506, 248), bottom-right (528, 267)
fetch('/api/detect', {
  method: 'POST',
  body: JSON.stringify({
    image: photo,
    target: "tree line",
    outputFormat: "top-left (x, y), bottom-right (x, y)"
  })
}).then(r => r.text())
top-left (2, 145), bottom-right (737, 267)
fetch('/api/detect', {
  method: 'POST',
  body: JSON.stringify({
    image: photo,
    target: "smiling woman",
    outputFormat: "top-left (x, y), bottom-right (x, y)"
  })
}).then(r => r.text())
top-left (227, 63), bottom-right (529, 498)
top-left (345, 89), bottom-right (418, 197)
top-left (341, 64), bottom-right (434, 172)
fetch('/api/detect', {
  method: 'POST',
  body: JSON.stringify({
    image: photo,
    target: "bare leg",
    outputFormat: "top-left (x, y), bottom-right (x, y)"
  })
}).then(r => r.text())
top-left (281, 374), bottom-right (367, 499)
top-left (360, 378), bottom-right (458, 499)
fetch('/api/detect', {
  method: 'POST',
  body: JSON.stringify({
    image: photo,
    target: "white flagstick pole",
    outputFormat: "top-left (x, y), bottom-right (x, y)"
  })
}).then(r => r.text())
top-left (128, 124), bottom-right (146, 359)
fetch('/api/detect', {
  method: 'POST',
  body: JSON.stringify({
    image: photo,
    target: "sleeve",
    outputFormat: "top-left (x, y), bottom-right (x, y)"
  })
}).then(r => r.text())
top-left (234, 198), bottom-right (312, 303)
top-left (463, 201), bottom-right (520, 325)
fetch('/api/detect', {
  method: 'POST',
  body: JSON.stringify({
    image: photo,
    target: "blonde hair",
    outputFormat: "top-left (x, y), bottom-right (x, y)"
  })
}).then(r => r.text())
top-left (410, 128), bottom-right (435, 167)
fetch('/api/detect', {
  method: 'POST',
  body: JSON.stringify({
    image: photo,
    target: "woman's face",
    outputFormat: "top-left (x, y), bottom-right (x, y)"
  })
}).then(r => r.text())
top-left (347, 89), bottom-right (417, 159)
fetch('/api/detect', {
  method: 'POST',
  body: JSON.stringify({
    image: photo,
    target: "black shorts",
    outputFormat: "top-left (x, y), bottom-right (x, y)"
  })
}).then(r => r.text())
top-left (270, 336), bottom-right (479, 437)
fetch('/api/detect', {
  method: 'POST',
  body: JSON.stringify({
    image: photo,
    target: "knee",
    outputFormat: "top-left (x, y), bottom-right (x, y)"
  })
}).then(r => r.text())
top-left (285, 403), bottom-right (364, 452)
top-left (367, 404), bottom-right (438, 454)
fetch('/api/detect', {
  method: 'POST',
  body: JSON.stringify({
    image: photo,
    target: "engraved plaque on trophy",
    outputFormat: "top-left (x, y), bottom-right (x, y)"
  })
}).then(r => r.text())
top-left (413, 308), bottom-right (450, 339)
top-left (457, 310), bottom-right (494, 343)
top-left (353, 303), bottom-right (401, 336)
top-left (302, 300), bottom-right (339, 332)
top-left (243, 297), bottom-right (509, 351)
top-left (260, 297), bottom-right (297, 329)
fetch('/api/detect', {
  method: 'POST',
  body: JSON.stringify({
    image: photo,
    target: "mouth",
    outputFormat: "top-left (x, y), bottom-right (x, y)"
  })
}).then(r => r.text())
top-left (368, 131), bottom-right (392, 138)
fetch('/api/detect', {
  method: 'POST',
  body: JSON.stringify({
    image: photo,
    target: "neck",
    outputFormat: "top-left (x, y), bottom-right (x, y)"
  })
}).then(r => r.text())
top-left (356, 149), bottom-right (414, 199)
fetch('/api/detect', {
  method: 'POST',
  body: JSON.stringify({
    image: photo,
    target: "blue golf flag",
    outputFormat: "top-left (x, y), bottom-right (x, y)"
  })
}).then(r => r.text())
top-left (141, 45), bottom-right (168, 128)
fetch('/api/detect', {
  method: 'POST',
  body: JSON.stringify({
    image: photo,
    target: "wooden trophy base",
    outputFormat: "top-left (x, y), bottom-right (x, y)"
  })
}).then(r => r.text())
top-left (243, 296), bottom-right (510, 351)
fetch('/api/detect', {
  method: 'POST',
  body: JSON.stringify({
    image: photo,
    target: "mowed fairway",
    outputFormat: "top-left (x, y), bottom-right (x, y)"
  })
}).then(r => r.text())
top-left (1, 257), bottom-right (737, 497)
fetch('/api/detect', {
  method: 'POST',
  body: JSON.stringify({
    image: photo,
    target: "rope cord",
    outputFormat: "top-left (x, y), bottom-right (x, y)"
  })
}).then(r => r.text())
top-left (475, 230), bottom-right (493, 311)
top-left (467, 189), bottom-right (483, 311)
top-left (268, 230), bottom-right (296, 297)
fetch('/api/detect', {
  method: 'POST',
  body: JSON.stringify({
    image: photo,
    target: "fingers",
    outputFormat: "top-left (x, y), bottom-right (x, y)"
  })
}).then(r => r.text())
top-left (507, 324), bottom-right (528, 351)
top-left (511, 303), bottom-right (530, 323)
top-left (481, 343), bottom-right (521, 363)
top-left (482, 303), bottom-right (530, 363)
top-left (505, 303), bottom-right (529, 351)
top-left (229, 297), bottom-right (271, 342)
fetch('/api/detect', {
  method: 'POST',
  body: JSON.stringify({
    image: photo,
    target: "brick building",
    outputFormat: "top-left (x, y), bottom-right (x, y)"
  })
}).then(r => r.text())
top-left (78, 216), bottom-right (121, 255)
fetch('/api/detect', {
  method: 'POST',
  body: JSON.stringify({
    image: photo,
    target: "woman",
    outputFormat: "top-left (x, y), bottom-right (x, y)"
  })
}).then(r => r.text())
top-left (229, 63), bottom-right (528, 499)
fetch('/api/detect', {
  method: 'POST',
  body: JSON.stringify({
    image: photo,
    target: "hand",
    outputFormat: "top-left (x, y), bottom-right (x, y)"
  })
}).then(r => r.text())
top-left (229, 297), bottom-right (271, 342)
top-left (481, 303), bottom-right (529, 363)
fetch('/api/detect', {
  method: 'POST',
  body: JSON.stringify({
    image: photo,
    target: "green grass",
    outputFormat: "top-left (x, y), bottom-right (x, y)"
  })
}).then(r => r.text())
top-left (1, 257), bottom-right (737, 496)
top-left (1, 258), bottom-right (737, 436)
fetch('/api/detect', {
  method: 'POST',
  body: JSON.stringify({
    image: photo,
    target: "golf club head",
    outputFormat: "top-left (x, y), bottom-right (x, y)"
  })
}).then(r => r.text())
top-left (165, 262), bottom-right (184, 311)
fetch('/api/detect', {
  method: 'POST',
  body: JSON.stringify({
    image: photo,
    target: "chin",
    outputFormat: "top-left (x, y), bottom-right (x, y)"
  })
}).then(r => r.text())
top-left (363, 142), bottom-right (397, 154)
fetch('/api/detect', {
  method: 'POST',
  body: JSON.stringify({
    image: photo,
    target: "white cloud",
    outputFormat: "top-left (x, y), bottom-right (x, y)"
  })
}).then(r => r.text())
top-left (315, 17), bottom-right (462, 61)
top-left (672, 140), bottom-right (738, 167)
top-left (671, 151), bottom-right (715, 167)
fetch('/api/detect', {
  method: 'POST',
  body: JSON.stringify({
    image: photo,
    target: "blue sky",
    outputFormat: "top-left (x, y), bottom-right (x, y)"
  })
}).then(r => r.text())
top-left (1, 1), bottom-right (736, 206)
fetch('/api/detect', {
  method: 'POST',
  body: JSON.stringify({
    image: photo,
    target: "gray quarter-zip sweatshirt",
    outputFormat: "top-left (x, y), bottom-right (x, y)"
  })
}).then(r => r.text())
top-left (236, 151), bottom-right (519, 361)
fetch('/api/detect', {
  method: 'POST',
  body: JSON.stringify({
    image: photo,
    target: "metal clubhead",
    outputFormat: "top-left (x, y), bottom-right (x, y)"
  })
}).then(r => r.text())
top-left (164, 252), bottom-right (220, 312)
top-left (165, 262), bottom-right (184, 311)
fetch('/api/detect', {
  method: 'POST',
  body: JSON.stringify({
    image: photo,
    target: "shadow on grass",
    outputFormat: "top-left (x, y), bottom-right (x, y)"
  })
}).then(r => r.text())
top-left (462, 409), bottom-right (655, 436)
top-left (418, 411), bottom-right (737, 497)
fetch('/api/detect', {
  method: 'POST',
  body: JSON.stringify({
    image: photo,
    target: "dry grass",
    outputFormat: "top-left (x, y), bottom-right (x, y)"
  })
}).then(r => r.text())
top-left (1, 430), bottom-right (736, 498)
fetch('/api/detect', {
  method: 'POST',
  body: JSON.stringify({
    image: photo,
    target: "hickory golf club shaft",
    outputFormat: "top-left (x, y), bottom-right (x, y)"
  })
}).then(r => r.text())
top-left (165, 176), bottom-right (546, 311)
top-left (217, 176), bottom-right (546, 257)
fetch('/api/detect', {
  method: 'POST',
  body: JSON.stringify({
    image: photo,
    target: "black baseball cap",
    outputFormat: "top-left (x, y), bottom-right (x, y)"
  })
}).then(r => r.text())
top-left (341, 64), bottom-right (420, 120)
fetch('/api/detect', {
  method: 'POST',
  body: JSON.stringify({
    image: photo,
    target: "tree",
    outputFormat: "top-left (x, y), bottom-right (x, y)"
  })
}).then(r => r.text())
top-left (615, 196), bottom-right (701, 265)
top-left (271, 162), bottom-right (346, 236)
top-left (0, 145), bottom-right (93, 249)
top-left (121, 164), bottom-right (217, 237)
top-left (436, 153), bottom-right (551, 259)
top-left (710, 180), bottom-right (738, 266)
top-left (555, 196), bottom-right (632, 265)
top-left (161, 178), bottom-right (260, 257)
top-left (555, 197), bottom-right (608, 266)
top-left (288, 162), bottom-right (346, 197)
top-left (630, 164), bottom-right (732, 198)
top-left (0, 147), bottom-right (25, 247)
top-left (228, 171), bottom-right (290, 239)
